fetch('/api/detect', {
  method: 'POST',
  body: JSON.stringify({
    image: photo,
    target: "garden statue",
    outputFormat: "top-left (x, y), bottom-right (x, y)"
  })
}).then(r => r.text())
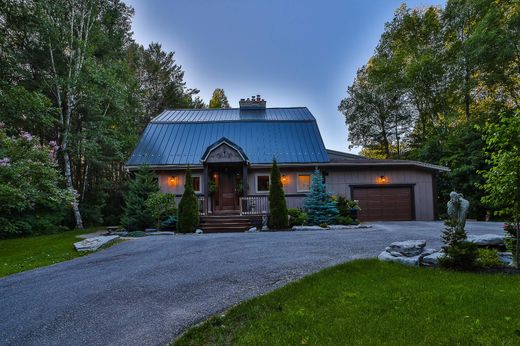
top-left (447, 191), bottom-right (470, 229)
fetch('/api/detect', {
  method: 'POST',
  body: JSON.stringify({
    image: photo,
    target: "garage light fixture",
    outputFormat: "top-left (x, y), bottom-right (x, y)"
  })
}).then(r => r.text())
top-left (376, 175), bottom-right (389, 184)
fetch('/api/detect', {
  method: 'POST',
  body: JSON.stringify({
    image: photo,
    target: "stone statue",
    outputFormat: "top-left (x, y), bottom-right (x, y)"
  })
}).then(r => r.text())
top-left (447, 191), bottom-right (470, 229)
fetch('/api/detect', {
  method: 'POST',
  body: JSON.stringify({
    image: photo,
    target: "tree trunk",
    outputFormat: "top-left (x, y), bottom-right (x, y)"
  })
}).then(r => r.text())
top-left (64, 150), bottom-right (84, 229)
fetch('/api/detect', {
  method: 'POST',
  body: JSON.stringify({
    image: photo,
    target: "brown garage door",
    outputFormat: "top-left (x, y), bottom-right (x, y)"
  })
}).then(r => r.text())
top-left (352, 186), bottom-right (414, 221)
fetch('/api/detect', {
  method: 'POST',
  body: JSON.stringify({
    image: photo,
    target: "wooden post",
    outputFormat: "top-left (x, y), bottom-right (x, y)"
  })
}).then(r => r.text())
top-left (242, 164), bottom-right (249, 196)
top-left (203, 165), bottom-right (209, 214)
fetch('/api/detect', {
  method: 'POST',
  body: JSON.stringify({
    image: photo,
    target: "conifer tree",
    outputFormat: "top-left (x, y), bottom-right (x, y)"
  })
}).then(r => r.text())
top-left (122, 166), bottom-right (159, 231)
top-left (303, 169), bottom-right (339, 225)
top-left (269, 158), bottom-right (288, 229)
top-left (209, 88), bottom-right (230, 108)
top-left (177, 167), bottom-right (200, 233)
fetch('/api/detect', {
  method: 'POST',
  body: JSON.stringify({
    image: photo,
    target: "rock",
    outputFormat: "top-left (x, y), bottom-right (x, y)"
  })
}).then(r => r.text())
top-left (385, 240), bottom-right (426, 257)
top-left (195, 229), bottom-right (203, 235)
top-left (421, 248), bottom-right (438, 256)
top-left (74, 235), bottom-right (120, 252)
top-left (144, 228), bottom-right (157, 232)
top-left (498, 252), bottom-right (513, 266)
top-left (112, 231), bottom-right (129, 236)
top-left (246, 227), bottom-right (257, 233)
top-left (293, 226), bottom-right (325, 231)
top-left (421, 252), bottom-right (444, 267)
top-left (467, 234), bottom-right (504, 246)
top-left (378, 251), bottom-right (420, 266)
top-left (146, 231), bottom-right (175, 236)
top-left (328, 225), bottom-right (373, 230)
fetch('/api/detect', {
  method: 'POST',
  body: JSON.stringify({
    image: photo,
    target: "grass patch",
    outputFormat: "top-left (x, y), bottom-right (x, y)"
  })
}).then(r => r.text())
top-left (0, 227), bottom-right (119, 278)
top-left (174, 259), bottom-right (520, 345)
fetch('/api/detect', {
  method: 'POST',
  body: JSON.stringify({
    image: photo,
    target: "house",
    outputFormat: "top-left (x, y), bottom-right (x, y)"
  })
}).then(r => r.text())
top-left (126, 95), bottom-right (448, 229)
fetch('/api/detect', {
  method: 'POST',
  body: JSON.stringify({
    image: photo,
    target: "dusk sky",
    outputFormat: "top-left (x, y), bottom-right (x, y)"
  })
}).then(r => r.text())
top-left (126, 0), bottom-right (445, 153)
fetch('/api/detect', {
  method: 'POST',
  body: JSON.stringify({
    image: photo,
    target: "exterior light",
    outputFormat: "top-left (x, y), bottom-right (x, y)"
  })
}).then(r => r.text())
top-left (376, 175), bottom-right (389, 184)
top-left (169, 176), bottom-right (179, 186)
top-left (281, 175), bottom-right (288, 185)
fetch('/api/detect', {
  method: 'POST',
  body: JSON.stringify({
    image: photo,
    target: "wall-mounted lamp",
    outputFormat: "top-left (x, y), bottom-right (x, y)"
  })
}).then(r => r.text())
top-left (281, 174), bottom-right (288, 185)
top-left (169, 176), bottom-right (179, 187)
top-left (376, 175), bottom-right (389, 184)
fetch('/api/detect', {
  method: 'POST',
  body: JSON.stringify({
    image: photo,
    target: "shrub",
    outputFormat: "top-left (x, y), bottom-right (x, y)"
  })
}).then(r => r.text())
top-left (161, 216), bottom-right (177, 231)
top-left (336, 196), bottom-right (361, 217)
top-left (504, 222), bottom-right (519, 267)
top-left (303, 169), bottom-right (339, 225)
top-left (476, 249), bottom-right (504, 268)
top-left (121, 166), bottom-right (159, 231)
top-left (0, 127), bottom-right (73, 237)
top-left (177, 168), bottom-right (200, 233)
top-left (268, 158), bottom-right (289, 229)
top-left (440, 219), bottom-right (478, 270)
top-left (288, 208), bottom-right (308, 227)
top-left (336, 215), bottom-right (353, 225)
top-left (126, 231), bottom-right (147, 237)
top-left (145, 192), bottom-right (176, 230)
top-left (319, 223), bottom-right (329, 229)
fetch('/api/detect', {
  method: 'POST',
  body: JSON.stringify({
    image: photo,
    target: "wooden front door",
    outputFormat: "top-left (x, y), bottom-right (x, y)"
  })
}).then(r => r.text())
top-left (219, 170), bottom-right (236, 210)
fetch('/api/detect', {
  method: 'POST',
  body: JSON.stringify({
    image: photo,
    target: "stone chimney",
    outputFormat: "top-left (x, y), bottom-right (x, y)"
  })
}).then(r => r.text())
top-left (239, 95), bottom-right (266, 110)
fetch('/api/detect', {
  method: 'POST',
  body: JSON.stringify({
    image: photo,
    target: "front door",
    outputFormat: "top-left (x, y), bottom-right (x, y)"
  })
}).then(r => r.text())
top-left (220, 171), bottom-right (236, 210)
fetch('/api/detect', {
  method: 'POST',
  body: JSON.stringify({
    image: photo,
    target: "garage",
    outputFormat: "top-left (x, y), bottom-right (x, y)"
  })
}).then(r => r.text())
top-left (351, 186), bottom-right (414, 221)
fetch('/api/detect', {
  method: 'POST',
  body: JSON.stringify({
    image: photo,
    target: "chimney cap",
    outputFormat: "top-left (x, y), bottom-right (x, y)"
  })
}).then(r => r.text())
top-left (239, 94), bottom-right (266, 110)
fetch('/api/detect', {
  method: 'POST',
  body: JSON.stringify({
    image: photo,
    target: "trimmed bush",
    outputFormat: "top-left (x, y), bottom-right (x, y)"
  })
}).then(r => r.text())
top-left (122, 166), bottom-right (159, 231)
top-left (145, 192), bottom-right (176, 230)
top-left (439, 219), bottom-right (478, 270)
top-left (177, 168), bottom-right (200, 233)
top-left (336, 215), bottom-right (353, 225)
top-left (476, 249), bottom-right (504, 268)
top-left (268, 159), bottom-right (289, 229)
top-left (288, 208), bottom-right (308, 227)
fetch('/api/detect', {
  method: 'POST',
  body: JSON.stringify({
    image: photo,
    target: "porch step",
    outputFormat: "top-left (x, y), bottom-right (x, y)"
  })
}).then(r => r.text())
top-left (199, 215), bottom-right (252, 233)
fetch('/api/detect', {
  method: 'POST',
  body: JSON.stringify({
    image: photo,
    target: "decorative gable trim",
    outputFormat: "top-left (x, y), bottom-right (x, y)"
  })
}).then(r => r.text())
top-left (201, 137), bottom-right (249, 164)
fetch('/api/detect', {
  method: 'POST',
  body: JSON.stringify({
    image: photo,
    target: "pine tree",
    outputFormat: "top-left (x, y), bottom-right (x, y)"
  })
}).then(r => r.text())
top-left (209, 88), bottom-right (230, 108)
top-left (122, 166), bottom-right (159, 231)
top-left (269, 158), bottom-right (288, 229)
top-left (303, 169), bottom-right (339, 225)
top-left (177, 168), bottom-right (200, 233)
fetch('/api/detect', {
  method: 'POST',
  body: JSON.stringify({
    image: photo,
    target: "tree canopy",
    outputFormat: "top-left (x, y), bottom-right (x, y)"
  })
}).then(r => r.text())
top-left (209, 88), bottom-right (230, 108)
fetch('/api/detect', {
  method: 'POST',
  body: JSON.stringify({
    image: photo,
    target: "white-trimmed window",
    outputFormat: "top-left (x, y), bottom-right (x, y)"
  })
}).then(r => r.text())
top-left (297, 173), bottom-right (311, 192)
top-left (256, 175), bottom-right (270, 193)
top-left (192, 175), bottom-right (202, 193)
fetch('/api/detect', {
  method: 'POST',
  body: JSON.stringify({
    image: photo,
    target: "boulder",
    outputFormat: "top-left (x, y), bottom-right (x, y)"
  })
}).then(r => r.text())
top-left (246, 227), bottom-right (257, 233)
top-left (195, 229), bottom-right (203, 235)
top-left (498, 252), bottom-right (513, 266)
top-left (385, 240), bottom-right (426, 257)
top-left (421, 248), bottom-right (438, 256)
top-left (74, 235), bottom-right (120, 252)
top-left (467, 234), bottom-right (504, 246)
top-left (378, 251), bottom-right (421, 266)
top-left (421, 252), bottom-right (444, 267)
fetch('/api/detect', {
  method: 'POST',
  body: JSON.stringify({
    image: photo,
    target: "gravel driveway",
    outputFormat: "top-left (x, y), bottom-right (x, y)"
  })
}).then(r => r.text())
top-left (0, 221), bottom-right (503, 346)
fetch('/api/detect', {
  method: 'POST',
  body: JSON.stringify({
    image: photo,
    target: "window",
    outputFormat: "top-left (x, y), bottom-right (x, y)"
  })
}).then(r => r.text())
top-left (297, 174), bottom-right (311, 192)
top-left (192, 175), bottom-right (201, 193)
top-left (256, 175), bottom-right (270, 192)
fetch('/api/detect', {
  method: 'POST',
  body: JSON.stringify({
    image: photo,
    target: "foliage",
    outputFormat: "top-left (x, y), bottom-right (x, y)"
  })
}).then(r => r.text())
top-left (126, 231), bottom-right (147, 237)
top-left (336, 216), bottom-right (354, 225)
top-left (504, 222), bottom-right (520, 268)
top-left (121, 166), bottom-right (159, 231)
top-left (476, 249), bottom-right (503, 268)
top-left (303, 170), bottom-right (339, 225)
top-left (177, 168), bottom-right (200, 233)
top-left (287, 208), bottom-right (307, 227)
top-left (0, 127), bottom-right (73, 236)
top-left (208, 88), bottom-right (230, 108)
top-left (145, 192), bottom-right (177, 230)
top-left (268, 159), bottom-right (289, 229)
top-left (335, 196), bottom-right (361, 216)
top-left (480, 112), bottom-right (520, 267)
top-left (0, 0), bottom-right (205, 233)
top-left (174, 259), bottom-right (520, 346)
top-left (0, 227), bottom-right (112, 277)
top-left (439, 219), bottom-right (478, 270)
top-left (339, 1), bottom-right (520, 219)
top-left (319, 223), bottom-right (329, 229)
top-left (160, 215), bottom-right (177, 231)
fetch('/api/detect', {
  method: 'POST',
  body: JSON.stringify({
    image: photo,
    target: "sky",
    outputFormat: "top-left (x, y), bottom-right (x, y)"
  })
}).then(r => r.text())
top-left (125, 0), bottom-right (445, 153)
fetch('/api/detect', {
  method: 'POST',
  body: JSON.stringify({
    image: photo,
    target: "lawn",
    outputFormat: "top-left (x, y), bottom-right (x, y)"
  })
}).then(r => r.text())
top-left (174, 260), bottom-right (520, 346)
top-left (0, 228), bottom-right (112, 278)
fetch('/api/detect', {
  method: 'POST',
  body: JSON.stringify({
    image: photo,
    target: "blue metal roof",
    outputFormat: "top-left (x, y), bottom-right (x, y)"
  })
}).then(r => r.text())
top-left (152, 107), bottom-right (315, 123)
top-left (127, 107), bottom-right (329, 165)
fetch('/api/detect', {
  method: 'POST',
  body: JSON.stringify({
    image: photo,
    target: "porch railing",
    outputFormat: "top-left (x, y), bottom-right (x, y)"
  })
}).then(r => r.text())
top-left (239, 196), bottom-right (269, 215)
top-left (197, 196), bottom-right (207, 215)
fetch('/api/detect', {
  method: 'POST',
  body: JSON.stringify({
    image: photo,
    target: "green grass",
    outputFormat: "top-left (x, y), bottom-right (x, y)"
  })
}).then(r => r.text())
top-left (0, 228), bottom-right (118, 278)
top-left (174, 260), bottom-right (520, 346)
